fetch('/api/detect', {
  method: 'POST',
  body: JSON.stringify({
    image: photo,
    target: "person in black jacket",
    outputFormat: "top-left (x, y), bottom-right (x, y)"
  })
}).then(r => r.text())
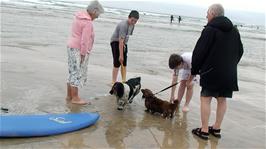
top-left (170, 15), bottom-right (174, 24)
top-left (190, 4), bottom-right (243, 140)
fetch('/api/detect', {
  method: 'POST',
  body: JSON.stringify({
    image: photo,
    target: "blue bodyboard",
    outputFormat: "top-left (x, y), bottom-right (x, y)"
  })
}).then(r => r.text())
top-left (0, 113), bottom-right (100, 137)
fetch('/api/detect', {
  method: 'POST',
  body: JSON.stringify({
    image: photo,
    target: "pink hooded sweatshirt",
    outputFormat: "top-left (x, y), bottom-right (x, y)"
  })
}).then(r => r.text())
top-left (67, 11), bottom-right (94, 56)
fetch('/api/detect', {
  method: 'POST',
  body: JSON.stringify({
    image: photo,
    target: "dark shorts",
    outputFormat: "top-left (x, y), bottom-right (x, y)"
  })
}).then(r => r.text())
top-left (201, 88), bottom-right (233, 98)
top-left (111, 41), bottom-right (128, 67)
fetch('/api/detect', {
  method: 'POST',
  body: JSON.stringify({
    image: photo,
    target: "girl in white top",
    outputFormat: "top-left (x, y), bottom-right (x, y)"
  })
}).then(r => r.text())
top-left (168, 52), bottom-right (198, 112)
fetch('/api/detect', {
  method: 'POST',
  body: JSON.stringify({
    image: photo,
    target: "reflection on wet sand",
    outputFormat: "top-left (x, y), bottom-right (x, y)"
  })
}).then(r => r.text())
top-left (0, 94), bottom-right (263, 148)
top-left (137, 108), bottom-right (189, 148)
top-left (192, 134), bottom-right (220, 149)
top-left (61, 133), bottom-right (88, 148)
top-left (105, 114), bottom-right (137, 148)
top-left (163, 112), bottom-right (189, 148)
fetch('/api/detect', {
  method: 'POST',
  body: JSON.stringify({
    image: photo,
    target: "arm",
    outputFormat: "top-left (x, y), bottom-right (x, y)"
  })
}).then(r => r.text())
top-left (118, 24), bottom-right (127, 64)
top-left (80, 22), bottom-right (93, 56)
top-left (237, 33), bottom-right (244, 64)
top-left (191, 27), bottom-right (215, 75)
top-left (170, 73), bottom-right (178, 103)
top-left (119, 38), bottom-right (125, 64)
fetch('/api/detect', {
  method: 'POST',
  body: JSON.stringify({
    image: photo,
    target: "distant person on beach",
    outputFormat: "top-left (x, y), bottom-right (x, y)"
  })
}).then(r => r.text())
top-left (168, 52), bottom-right (198, 112)
top-left (66, 1), bottom-right (104, 105)
top-left (170, 15), bottom-right (174, 24)
top-left (110, 10), bottom-right (139, 84)
top-left (178, 16), bottom-right (182, 24)
top-left (190, 4), bottom-right (243, 140)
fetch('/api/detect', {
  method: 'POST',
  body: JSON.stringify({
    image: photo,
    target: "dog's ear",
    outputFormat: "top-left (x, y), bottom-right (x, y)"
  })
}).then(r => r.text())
top-left (174, 100), bottom-right (179, 104)
top-left (109, 89), bottom-right (114, 95)
top-left (116, 83), bottom-right (124, 98)
top-left (145, 89), bottom-right (154, 98)
top-left (109, 83), bottom-right (117, 95)
top-left (141, 89), bottom-right (149, 98)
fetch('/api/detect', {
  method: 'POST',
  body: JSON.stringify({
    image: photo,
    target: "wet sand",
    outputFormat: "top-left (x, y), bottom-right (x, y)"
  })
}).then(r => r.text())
top-left (1, 3), bottom-right (266, 149)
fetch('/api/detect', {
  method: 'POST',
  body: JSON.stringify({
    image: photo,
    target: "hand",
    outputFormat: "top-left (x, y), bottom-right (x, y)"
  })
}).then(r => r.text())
top-left (80, 54), bottom-right (85, 64)
top-left (119, 55), bottom-right (124, 64)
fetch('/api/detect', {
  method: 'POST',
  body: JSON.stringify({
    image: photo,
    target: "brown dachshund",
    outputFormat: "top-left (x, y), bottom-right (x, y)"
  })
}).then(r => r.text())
top-left (141, 89), bottom-right (179, 118)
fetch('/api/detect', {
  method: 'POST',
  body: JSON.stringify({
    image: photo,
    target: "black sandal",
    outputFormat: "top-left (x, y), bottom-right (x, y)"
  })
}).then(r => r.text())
top-left (209, 126), bottom-right (221, 138)
top-left (192, 128), bottom-right (209, 140)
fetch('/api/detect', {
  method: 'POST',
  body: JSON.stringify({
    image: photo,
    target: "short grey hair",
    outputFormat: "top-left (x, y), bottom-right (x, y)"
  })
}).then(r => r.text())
top-left (208, 4), bottom-right (224, 17)
top-left (87, 0), bottom-right (104, 15)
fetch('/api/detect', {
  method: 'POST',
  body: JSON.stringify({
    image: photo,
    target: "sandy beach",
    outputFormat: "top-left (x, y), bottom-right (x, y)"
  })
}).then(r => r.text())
top-left (1, 1), bottom-right (265, 149)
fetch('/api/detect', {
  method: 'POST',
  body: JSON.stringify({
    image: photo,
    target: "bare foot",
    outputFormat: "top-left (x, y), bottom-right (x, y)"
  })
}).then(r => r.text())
top-left (71, 98), bottom-right (91, 105)
top-left (182, 106), bottom-right (190, 112)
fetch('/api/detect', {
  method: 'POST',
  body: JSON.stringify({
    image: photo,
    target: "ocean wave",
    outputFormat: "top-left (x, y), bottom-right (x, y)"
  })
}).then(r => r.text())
top-left (2, 0), bottom-right (265, 34)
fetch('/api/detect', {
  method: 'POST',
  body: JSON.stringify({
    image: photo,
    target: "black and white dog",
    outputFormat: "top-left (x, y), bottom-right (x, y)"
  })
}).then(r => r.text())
top-left (109, 77), bottom-right (141, 110)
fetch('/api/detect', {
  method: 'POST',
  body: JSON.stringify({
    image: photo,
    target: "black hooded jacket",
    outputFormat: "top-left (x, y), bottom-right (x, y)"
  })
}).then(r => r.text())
top-left (191, 16), bottom-right (243, 91)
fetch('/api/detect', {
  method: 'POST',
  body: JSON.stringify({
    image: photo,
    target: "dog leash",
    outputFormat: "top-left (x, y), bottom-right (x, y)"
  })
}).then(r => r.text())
top-left (153, 82), bottom-right (179, 95)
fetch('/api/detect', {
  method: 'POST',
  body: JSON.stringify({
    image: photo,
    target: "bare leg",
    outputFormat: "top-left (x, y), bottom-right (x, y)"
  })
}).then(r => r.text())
top-left (182, 83), bottom-right (194, 112)
top-left (201, 96), bottom-right (212, 132)
top-left (71, 86), bottom-right (88, 105)
top-left (177, 80), bottom-right (187, 103)
top-left (66, 83), bottom-right (72, 101)
top-left (185, 84), bottom-right (193, 106)
top-left (121, 65), bottom-right (126, 83)
top-left (212, 97), bottom-right (227, 129)
top-left (112, 67), bottom-right (119, 84)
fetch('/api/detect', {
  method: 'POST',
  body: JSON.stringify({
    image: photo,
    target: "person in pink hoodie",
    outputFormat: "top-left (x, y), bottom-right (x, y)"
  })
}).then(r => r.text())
top-left (66, 1), bottom-right (104, 105)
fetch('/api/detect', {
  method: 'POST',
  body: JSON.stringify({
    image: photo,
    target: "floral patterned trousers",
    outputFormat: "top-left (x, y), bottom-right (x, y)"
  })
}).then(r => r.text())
top-left (67, 47), bottom-right (89, 88)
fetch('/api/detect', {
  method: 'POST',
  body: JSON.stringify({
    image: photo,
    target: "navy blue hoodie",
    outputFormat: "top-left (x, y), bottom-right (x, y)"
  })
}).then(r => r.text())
top-left (191, 16), bottom-right (243, 91)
